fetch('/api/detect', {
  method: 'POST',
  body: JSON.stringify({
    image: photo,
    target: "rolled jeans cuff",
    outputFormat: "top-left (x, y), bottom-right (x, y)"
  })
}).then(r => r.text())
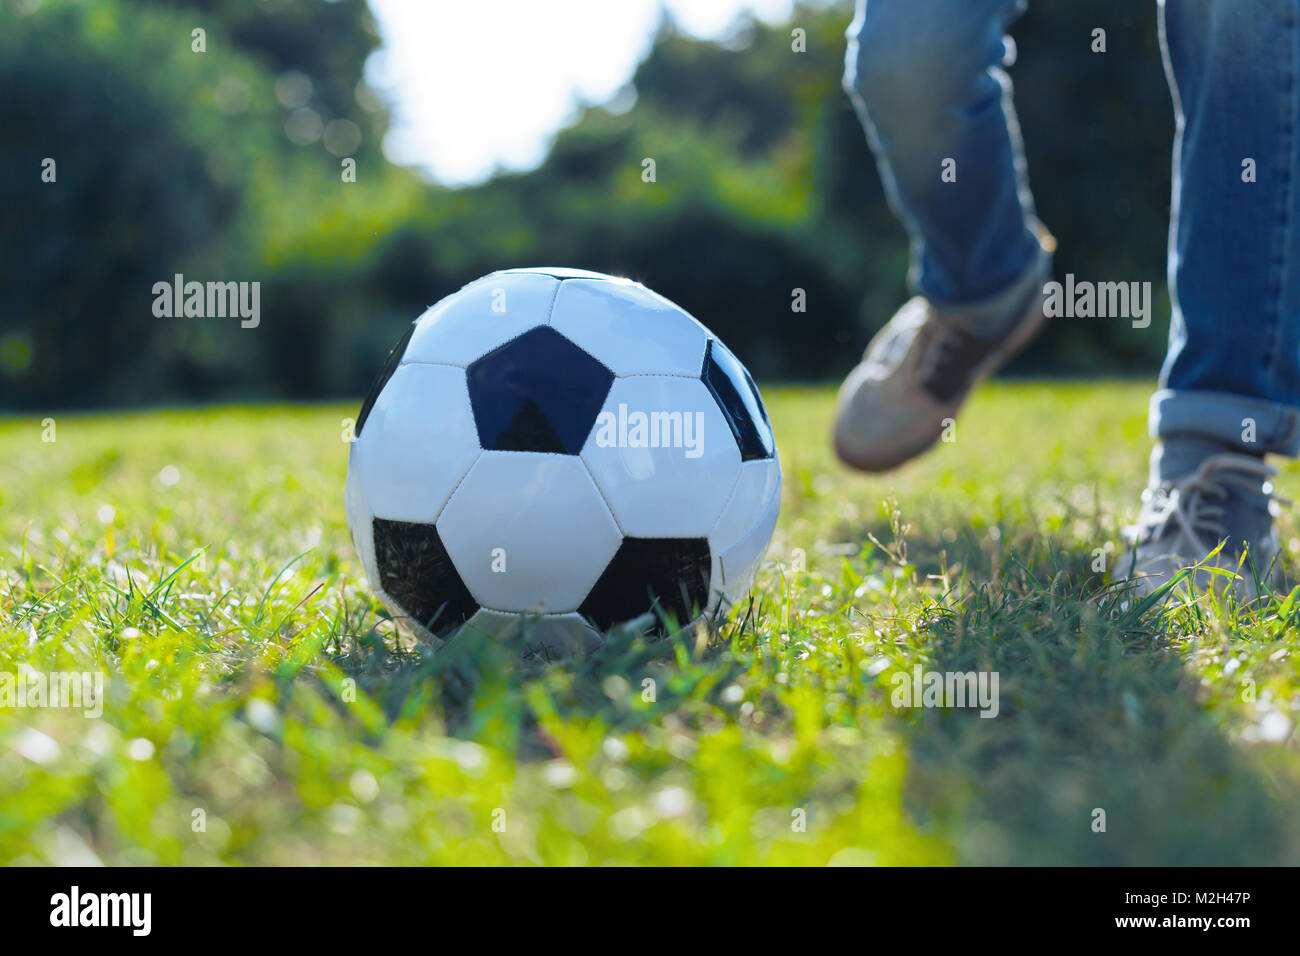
top-left (1149, 388), bottom-right (1300, 457)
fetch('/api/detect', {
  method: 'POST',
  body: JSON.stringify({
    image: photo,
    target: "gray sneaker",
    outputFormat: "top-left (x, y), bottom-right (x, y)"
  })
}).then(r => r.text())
top-left (833, 232), bottom-right (1054, 473)
top-left (1113, 453), bottom-right (1288, 600)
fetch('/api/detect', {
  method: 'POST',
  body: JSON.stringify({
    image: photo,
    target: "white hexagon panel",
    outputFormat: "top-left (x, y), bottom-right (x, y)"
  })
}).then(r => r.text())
top-left (436, 452), bottom-right (622, 614)
top-left (581, 375), bottom-right (740, 539)
top-left (462, 608), bottom-right (603, 657)
top-left (350, 363), bottom-right (480, 523)
top-left (343, 461), bottom-right (379, 588)
top-left (402, 272), bottom-right (560, 368)
top-left (709, 457), bottom-right (783, 609)
top-left (549, 278), bottom-right (709, 377)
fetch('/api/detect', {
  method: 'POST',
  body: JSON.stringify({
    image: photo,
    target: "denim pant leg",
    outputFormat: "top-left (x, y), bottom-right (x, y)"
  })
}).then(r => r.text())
top-left (843, 0), bottom-right (1043, 317)
top-left (1152, 0), bottom-right (1300, 456)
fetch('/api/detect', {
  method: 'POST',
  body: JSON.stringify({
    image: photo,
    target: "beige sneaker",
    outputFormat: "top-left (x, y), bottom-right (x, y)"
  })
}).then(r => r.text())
top-left (833, 231), bottom-right (1054, 473)
top-left (1113, 453), bottom-right (1287, 601)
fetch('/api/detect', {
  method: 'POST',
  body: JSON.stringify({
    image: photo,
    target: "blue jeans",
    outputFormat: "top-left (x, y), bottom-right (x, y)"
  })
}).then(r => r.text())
top-left (844, 0), bottom-right (1300, 459)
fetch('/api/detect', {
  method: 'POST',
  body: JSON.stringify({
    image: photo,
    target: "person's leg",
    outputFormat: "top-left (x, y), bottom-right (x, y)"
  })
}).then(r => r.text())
top-left (834, 0), bottom-right (1054, 471)
top-left (843, 0), bottom-right (1043, 316)
top-left (1152, 0), bottom-right (1300, 471)
top-left (1119, 0), bottom-right (1300, 595)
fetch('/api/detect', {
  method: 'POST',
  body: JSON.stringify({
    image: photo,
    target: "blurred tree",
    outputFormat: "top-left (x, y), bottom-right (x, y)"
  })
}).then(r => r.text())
top-left (0, 0), bottom-right (1177, 410)
top-left (135, 0), bottom-right (389, 166)
top-left (0, 0), bottom-right (247, 407)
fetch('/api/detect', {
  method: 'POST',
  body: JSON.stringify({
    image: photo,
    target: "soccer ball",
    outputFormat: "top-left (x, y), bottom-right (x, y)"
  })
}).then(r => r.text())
top-left (345, 267), bottom-right (781, 652)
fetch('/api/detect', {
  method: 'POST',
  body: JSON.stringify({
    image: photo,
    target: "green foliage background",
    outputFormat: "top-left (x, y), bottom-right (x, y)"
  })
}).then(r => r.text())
top-left (1, 0), bottom-right (1174, 410)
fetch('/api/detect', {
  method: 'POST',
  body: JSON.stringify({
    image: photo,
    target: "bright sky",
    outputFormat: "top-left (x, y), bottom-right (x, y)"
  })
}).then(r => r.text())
top-left (366, 0), bottom-right (798, 186)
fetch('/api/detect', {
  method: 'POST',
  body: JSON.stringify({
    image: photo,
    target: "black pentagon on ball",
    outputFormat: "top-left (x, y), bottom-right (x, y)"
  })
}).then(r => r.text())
top-left (467, 326), bottom-right (615, 454)
top-left (354, 322), bottom-right (416, 440)
top-left (701, 339), bottom-right (774, 461)
top-left (372, 518), bottom-right (479, 637)
top-left (579, 537), bottom-right (712, 633)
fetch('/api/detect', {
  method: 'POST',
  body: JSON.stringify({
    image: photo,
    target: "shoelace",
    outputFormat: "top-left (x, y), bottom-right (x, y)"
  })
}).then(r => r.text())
top-left (1127, 453), bottom-right (1291, 558)
top-left (864, 299), bottom-right (995, 403)
top-left (917, 320), bottom-right (996, 402)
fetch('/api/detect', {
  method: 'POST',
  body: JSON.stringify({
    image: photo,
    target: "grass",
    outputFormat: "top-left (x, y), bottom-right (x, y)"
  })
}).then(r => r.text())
top-left (2, 381), bottom-right (1299, 865)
